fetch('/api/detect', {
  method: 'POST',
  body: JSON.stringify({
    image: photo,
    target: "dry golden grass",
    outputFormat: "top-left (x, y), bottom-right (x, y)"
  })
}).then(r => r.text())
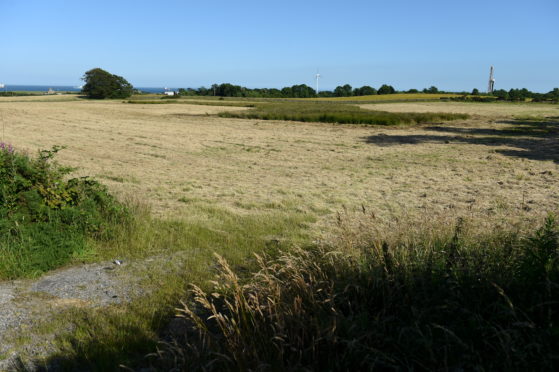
top-left (361, 101), bottom-right (559, 116)
top-left (1, 98), bottom-right (557, 230)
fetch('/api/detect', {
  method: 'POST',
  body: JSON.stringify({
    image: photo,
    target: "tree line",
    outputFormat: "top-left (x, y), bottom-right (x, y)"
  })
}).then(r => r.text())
top-left (79, 67), bottom-right (558, 103)
top-left (176, 83), bottom-right (401, 99)
top-left (490, 88), bottom-right (559, 102)
top-left (176, 83), bottom-right (558, 102)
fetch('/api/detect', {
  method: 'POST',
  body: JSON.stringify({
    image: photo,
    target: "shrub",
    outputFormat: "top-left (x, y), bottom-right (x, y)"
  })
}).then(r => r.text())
top-left (0, 144), bottom-right (128, 279)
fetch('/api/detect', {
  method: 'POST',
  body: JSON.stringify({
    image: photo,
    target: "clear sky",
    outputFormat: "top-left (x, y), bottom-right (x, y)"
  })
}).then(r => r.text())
top-left (1, 0), bottom-right (558, 92)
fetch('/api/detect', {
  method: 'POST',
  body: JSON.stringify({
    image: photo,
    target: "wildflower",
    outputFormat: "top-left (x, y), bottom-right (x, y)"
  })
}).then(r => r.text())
top-left (0, 142), bottom-right (14, 154)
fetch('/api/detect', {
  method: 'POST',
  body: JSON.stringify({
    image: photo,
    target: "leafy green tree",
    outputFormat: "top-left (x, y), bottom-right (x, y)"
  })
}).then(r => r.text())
top-left (423, 86), bottom-right (439, 94)
top-left (318, 91), bottom-right (334, 98)
top-left (407, 89), bottom-right (419, 93)
top-left (290, 84), bottom-right (316, 98)
top-left (546, 88), bottom-right (559, 101)
top-left (354, 86), bottom-right (377, 96)
top-left (508, 88), bottom-right (532, 101)
top-left (215, 83), bottom-right (243, 97)
top-left (378, 84), bottom-right (395, 95)
top-left (334, 84), bottom-right (353, 97)
top-left (81, 68), bottom-right (133, 99)
top-left (471, 88), bottom-right (480, 95)
top-left (493, 89), bottom-right (509, 100)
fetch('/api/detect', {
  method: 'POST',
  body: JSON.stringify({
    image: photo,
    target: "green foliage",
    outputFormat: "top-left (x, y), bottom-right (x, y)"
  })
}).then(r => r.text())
top-left (472, 88), bottom-right (480, 95)
top-left (353, 85), bottom-right (377, 96)
top-left (281, 84), bottom-right (317, 98)
top-left (493, 88), bottom-right (509, 100)
top-left (81, 68), bottom-right (134, 99)
top-left (424, 86), bottom-right (439, 94)
top-left (156, 216), bottom-right (559, 371)
top-left (334, 84), bottom-right (353, 97)
top-left (547, 88), bottom-right (559, 101)
top-left (378, 84), bottom-right (396, 95)
top-left (218, 102), bottom-right (468, 125)
top-left (508, 88), bottom-right (531, 101)
top-left (0, 144), bottom-right (128, 279)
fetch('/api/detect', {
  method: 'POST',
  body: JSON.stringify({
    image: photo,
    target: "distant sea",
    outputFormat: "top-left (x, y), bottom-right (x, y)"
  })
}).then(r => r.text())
top-left (0, 85), bottom-right (175, 93)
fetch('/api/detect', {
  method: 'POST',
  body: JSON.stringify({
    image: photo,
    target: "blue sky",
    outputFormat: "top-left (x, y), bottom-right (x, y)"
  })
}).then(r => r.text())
top-left (1, 0), bottom-right (558, 92)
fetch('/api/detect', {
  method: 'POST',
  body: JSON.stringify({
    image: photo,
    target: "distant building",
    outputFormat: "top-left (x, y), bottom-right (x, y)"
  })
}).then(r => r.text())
top-left (47, 88), bottom-right (55, 94)
top-left (163, 91), bottom-right (177, 96)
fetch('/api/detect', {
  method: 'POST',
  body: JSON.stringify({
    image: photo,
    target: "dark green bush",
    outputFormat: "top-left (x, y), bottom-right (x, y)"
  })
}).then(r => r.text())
top-left (0, 144), bottom-right (128, 279)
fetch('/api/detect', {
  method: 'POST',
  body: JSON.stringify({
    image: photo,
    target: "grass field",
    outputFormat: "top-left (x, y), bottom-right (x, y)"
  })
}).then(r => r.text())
top-left (362, 101), bottom-right (559, 116)
top-left (218, 101), bottom-right (468, 125)
top-left (2, 98), bottom-right (557, 223)
top-left (1, 97), bottom-right (558, 368)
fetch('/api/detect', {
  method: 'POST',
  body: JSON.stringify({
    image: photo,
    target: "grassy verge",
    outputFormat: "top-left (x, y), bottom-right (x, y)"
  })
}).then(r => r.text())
top-left (17, 202), bottom-right (314, 370)
top-left (150, 213), bottom-right (559, 371)
top-left (21, 208), bottom-right (559, 371)
top-left (218, 102), bottom-right (468, 125)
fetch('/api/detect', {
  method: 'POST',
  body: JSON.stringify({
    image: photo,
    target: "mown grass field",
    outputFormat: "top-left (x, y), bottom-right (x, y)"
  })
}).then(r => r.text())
top-left (1, 96), bottom-right (558, 369)
top-left (2, 98), bottom-right (557, 221)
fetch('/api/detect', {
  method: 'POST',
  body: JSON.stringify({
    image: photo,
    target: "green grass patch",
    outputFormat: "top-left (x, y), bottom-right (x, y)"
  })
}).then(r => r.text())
top-left (21, 202), bottom-right (314, 370)
top-left (218, 102), bottom-right (468, 125)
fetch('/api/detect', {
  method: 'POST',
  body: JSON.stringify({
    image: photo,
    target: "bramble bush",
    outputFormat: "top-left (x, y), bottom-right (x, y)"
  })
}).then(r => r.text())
top-left (0, 144), bottom-right (128, 279)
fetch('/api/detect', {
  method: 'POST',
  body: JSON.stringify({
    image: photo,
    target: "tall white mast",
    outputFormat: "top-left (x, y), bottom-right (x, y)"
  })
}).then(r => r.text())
top-left (315, 71), bottom-right (321, 95)
top-left (488, 66), bottom-right (495, 93)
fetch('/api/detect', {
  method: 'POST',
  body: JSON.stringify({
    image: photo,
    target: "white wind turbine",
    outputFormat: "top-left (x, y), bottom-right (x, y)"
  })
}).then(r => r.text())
top-left (315, 70), bottom-right (321, 95)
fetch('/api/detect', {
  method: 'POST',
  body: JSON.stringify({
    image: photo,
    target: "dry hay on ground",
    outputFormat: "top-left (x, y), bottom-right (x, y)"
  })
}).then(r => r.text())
top-left (1, 99), bottom-right (557, 230)
top-left (361, 101), bottom-right (559, 116)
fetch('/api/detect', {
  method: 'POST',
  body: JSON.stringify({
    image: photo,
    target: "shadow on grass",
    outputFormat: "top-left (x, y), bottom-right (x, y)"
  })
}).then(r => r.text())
top-left (36, 217), bottom-right (557, 371)
top-left (363, 117), bottom-right (559, 162)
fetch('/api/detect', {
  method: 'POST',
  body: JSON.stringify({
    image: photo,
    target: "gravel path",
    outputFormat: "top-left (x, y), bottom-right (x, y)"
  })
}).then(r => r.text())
top-left (0, 259), bottom-right (145, 371)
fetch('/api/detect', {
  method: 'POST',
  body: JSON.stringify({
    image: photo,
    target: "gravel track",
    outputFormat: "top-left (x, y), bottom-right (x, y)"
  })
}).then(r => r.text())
top-left (0, 260), bottom-right (144, 371)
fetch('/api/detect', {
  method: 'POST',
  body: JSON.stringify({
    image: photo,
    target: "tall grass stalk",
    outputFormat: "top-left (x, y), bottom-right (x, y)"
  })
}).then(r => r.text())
top-left (155, 214), bottom-right (559, 371)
